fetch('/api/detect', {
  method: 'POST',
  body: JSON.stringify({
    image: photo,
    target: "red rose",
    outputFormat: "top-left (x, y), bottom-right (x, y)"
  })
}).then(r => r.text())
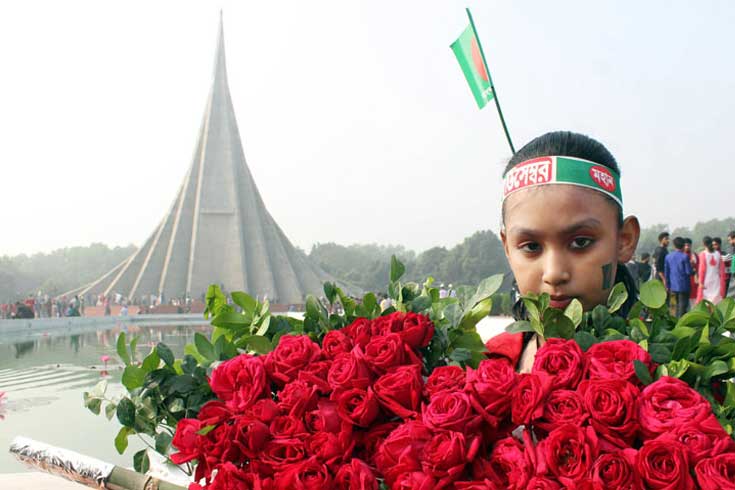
top-left (375, 421), bottom-right (432, 486)
top-left (422, 391), bottom-right (481, 434)
top-left (454, 480), bottom-right (500, 490)
top-left (373, 365), bottom-right (424, 419)
top-left (511, 372), bottom-right (554, 426)
top-left (344, 317), bottom-right (372, 347)
top-left (305, 430), bottom-right (354, 466)
top-left (421, 431), bottom-right (469, 486)
top-left (536, 389), bottom-right (587, 433)
top-left (298, 360), bottom-right (332, 394)
top-left (209, 354), bottom-right (268, 410)
top-left (359, 421), bottom-right (400, 464)
top-left (273, 457), bottom-right (332, 490)
top-left (586, 339), bottom-right (653, 385)
top-left (487, 437), bottom-right (531, 490)
top-left (668, 415), bottom-right (735, 463)
top-left (203, 462), bottom-right (252, 490)
top-left (377, 311), bottom-right (435, 348)
top-left (370, 312), bottom-right (405, 336)
top-left (259, 438), bottom-right (307, 474)
top-left (363, 333), bottom-right (420, 374)
top-left (526, 477), bottom-right (562, 490)
top-left (171, 418), bottom-right (202, 464)
top-left (277, 380), bottom-right (319, 417)
top-left (232, 415), bottom-right (270, 459)
top-left (537, 424), bottom-right (598, 484)
top-left (466, 357), bottom-right (517, 425)
top-left (250, 398), bottom-right (280, 423)
top-left (637, 439), bottom-right (694, 490)
top-left (327, 352), bottom-right (373, 391)
top-left (334, 458), bottom-right (379, 490)
top-left (392, 472), bottom-right (436, 490)
top-left (638, 377), bottom-right (711, 438)
top-left (485, 332), bottom-right (524, 366)
top-left (579, 378), bottom-right (640, 450)
top-left (197, 400), bottom-right (233, 426)
top-left (694, 453), bottom-right (735, 490)
top-left (322, 330), bottom-right (354, 360)
top-left (265, 334), bottom-right (322, 387)
top-left (590, 448), bottom-right (641, 490)
top-left (335, 387), bottom-right (381, 427)
top-left (425, 365), bottom-right (466, 397)
top-left (270, 415), bottom-right (308, 439)
top-left (532, 338), bottom-right (586, 390)
top-left (305, 399), bottom-right (342, 434)
top-left (197, 424), bottom-right (235, 479)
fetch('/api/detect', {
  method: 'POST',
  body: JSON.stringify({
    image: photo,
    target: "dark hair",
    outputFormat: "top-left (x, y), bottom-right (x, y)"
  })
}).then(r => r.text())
top-left (658, 232), bottom-right (670, 242)
top-left (641, 252), bottom-right (651, 260)
top-left (683, 238), bottom-right (692, 245)
top-left (502, 131), bottom-right (622, 225)
top-left (703, 236), bottom-right (714, 252)
top-left (673, 237), bottom-right (685, 250)
top-left (729, 231), bottom-right (735, 239)
top-left (713, 237), bottom-right (722, 245)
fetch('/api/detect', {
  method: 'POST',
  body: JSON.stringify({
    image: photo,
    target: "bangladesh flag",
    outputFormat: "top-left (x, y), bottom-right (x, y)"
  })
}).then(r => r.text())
top-left (451, 24), bottom-right (494, 109)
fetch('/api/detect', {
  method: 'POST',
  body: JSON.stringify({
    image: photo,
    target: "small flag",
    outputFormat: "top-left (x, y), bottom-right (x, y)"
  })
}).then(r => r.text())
top-left (451, 24), bottom-right (494, 109)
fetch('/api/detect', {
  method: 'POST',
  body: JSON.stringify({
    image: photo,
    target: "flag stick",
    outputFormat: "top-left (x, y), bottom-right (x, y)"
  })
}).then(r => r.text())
top-left (466, 8), bottom-right (515, 154)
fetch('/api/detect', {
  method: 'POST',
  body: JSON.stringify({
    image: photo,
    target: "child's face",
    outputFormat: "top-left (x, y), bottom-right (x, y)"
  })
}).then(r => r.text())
top-left (501, 185), bottom-right (639, 312)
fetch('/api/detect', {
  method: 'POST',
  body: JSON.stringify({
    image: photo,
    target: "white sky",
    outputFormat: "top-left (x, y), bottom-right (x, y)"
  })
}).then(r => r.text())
top-left (1, 1), bottom-right (734, 257)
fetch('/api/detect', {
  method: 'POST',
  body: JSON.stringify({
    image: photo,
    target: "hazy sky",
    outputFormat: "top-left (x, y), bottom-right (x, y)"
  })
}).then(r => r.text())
top-left (1, 1), bottom-right (734, 257)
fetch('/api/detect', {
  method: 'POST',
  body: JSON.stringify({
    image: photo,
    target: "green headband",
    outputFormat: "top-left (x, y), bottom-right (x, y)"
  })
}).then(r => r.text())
top-left (502, 156), bottom-right (623, 208)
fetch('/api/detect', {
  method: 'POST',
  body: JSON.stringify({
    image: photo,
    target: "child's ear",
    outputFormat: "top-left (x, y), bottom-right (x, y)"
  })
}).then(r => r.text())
top-left (618, 216), bottom-right (640, 263)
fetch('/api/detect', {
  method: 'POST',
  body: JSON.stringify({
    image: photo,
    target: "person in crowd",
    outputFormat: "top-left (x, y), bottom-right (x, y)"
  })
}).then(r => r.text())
top-left (653, 232), bottom-right (670, 288)
top-left (724, 231), bottom-right (735, 296)
top-left (637, 252), bottom-right (652, 285)
top-left (486, 131), bottom-right (640, 371)
top-left (625, 256), bottom-right (639, 286)
top-left (665, 237), bottom-right (693, 317)
top-left (683, 238), bottom-right (699, 309)
top-left (697, 236), bottom-right (727, 304)
top-left (713, 237), bottom-right (723, 253)
top-left (438, 284), bottom-right (448, 299)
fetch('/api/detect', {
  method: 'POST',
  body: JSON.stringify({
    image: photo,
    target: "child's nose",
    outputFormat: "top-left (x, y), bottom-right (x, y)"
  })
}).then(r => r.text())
top-left (542, 250), bottom-right (572, 287)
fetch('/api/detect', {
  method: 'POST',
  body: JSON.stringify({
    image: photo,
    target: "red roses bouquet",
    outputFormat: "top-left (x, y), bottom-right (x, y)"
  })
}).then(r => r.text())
top-left (170, 314), bottom-right (735, 489)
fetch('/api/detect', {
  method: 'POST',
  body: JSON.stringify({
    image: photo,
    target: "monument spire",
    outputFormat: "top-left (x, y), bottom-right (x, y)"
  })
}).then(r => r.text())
top-left (70, 14), bottom-right (340, 304)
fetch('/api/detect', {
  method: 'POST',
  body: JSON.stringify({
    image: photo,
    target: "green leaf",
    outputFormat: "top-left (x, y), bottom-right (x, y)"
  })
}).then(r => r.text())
top-left (390, 255), bottom-right (406, 282)
top-left (523, 298), bottom-right (541, 322)
top-left (231, 291), bottom-right (257, 313)
top-left (704, 360), bottom-right (729, 381)
top-left (671, 336), bottom-right (690, 361)
top-left (194, 333), bottom-right (215, 360)
top-left (129, 336), bottom-right (139, 364)
top-left (452, 332), bottom-right (486, 352)
top-left (255, 315), bottom-right (271, 337)
top-left (116, 398), bottom-right (136, 427)
top-left (506, 321), bottom-right (534, 334)
top-left (90, 379), bottom-right (107, 398)
top-left (211, 311), bottom-right (253, 329)
top-left (634, 359), bottom-right (654, 385)
top-left (410, 295), bottom-right (432, 313)
top-left (465, 275), bottom-right (504, 312)
top-left (449, 347), bottom-right (472, 363)
top-left (666, 359), bottom-right (691, 378)
top-left (574, 331), bottom-right (597, 351)
top-left (85, 397), bottom-right (102, 415)
top-left (155, 432), bottom-right (173, 454)
top-left (156, 343), bottom-right (175, 367)
top-left (183, 343), bottom-right (206, 364)
top-left (133, 449), bottom-right (150, 474)
top-left (105, 402), bottom-right (117, 421)
top-left (114, 427), bottom-right (132, 454)
top-left (544, 309), bottom-right (576, 339)
top-left (121, 365), bottom-right (146, 390)
top-left (239, 335), bottom-right (273, 354)
top-left (675, 311), bottom-right (710, 329)
top-left (116, 333), bottom-right (131, 366)
top-left (640, 280), bottom-right (667, 309)
top-left (443, 303), bottom-right (463, 328)
top-left (169, 375), bottom-right (197, 394)
top-left (141, 349), bottom-right (160, 372)
top-left (606, 282), bottom-right (628, 314)
top-left (460, 297), bottom-right (493, 331)
top-left (197, 424), bottom-right (217, 436)
top-left (564, 299), bottom-right (584, 327)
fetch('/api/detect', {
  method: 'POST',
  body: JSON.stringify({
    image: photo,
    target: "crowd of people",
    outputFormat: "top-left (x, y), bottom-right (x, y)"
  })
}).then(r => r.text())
top-left (627, 231), bottom-right (735, 317)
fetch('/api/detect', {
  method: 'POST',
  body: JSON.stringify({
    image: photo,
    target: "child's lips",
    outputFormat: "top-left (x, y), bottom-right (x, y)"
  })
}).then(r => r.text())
top-left (549, 296), bottom-right (573, 309)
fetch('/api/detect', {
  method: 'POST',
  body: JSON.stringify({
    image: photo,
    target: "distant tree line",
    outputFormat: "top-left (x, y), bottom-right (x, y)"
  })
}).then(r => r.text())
top-left (636, 217), bottom-right (735, 256)
top-left (0, 243), bottom-right (136, 303)
top-left (308, 230), bottom-right (511, 293)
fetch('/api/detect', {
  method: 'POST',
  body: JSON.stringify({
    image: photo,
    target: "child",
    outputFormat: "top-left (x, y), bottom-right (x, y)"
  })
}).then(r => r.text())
top-left (697, 236), bottom-right (726, 304)
top-left (486, 131), bottom-right (640, 369)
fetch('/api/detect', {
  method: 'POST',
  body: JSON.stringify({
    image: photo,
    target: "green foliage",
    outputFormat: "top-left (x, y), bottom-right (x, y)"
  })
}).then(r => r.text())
top-left (508, 278), bottom-right (735, 436)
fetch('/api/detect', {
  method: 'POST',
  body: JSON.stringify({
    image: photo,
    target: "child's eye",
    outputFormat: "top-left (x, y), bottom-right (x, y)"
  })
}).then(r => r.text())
top-left (519, 242), bottom-right (541, 253)
top-left (570, 237), bottom-right (594, 249)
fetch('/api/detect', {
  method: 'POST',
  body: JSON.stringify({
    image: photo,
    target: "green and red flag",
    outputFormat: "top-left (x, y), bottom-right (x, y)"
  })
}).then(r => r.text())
top-left (451, 23), bottom-right (494, 109)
